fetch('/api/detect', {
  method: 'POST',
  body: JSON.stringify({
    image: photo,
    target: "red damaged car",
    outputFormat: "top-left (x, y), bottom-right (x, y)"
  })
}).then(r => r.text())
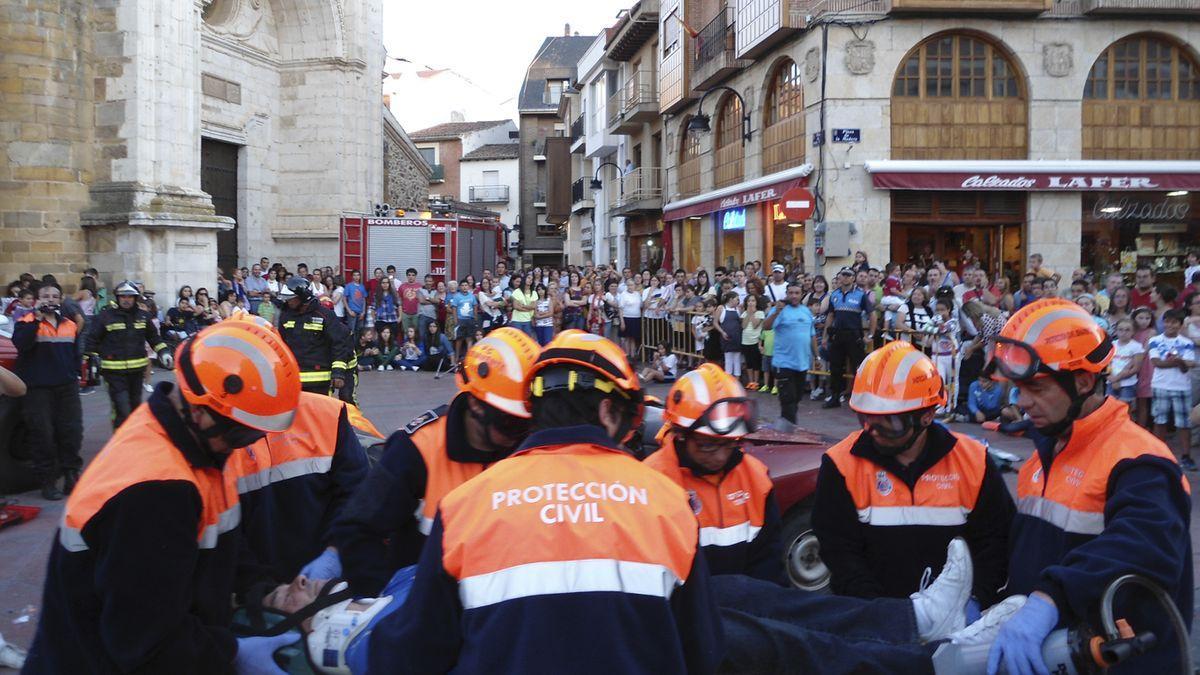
top-left (639, 406), bottom-right (831, 591)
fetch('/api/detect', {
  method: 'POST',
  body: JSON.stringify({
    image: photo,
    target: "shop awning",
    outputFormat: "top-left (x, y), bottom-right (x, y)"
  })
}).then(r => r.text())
top-left (663, 164), bottom-right (813, 221)
top-left (864, 160), bottom-right (1200, 192)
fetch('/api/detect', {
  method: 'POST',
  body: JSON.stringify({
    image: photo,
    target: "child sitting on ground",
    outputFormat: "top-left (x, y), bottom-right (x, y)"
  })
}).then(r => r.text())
top-left (639, 342), bottom-right (678, 383)
top-left (376, 326), bottom-right (399, 371)
top-left (357, 328), bottom-right (380, 371)
top-left (395, 327), bottom-right (423, 371)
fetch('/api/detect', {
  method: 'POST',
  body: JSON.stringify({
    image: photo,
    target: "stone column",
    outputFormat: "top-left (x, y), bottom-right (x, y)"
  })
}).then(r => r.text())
top-left (0, 0), bottom-right (94, 285)
top-left (82, 0), bottom-right (232, 295)
top-left (1027, 192), bottom-right (1081, 277)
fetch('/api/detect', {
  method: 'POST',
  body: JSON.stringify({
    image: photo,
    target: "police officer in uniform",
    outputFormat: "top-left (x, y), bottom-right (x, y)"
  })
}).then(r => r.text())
top-left (329, 327), bottom-right (541, 596)
top-left (277, 276), bottom-right (352, 397)
top-left (813, 341), bottom-right (1013, 609)
top-left (824, 267), bottom-right (875, 409)
top-left (645, 363), bottom-right (784, 584)
top-left (368, 330), bottom-right (723, 673)
top-left (84, 280), bottom-right (172, 429)
top-left (987, 298), bottom-right (1193, 674)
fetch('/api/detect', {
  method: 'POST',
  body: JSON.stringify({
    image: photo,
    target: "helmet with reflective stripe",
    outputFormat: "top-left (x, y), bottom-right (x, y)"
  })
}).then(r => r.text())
top-left (175, 322), bottom-right (301, 432)
top-left (284, 276), bottom-right (312, 301)
top-left (994, 298), bottom-right (1112, 380)
top-left (849, 340), bottom-right (946, 415)
top-left (457, 327), bottom-right (540, 419)
top-left (527, 330), bottom-right (643, 432)
top-left (227, 308), bottom-right (277, 333)
top-left (114, 280), bottom-right (140, 297)
top-left (663, 363), bottom-right (755, 439)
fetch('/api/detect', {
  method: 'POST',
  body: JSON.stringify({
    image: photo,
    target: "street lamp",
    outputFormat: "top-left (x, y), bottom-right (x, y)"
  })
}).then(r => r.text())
top-left (590, 161), bottom-right (623, 191)
top-left (687, 85), bottom-right (752, 144)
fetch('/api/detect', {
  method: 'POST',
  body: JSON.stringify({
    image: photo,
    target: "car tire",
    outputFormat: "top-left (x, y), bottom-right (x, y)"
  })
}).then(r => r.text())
top-left (780, 503), bottom-right (830, 592)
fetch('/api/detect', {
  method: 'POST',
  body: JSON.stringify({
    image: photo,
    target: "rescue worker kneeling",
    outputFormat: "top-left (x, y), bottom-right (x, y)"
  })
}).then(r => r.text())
top-left (813, 340), bottom-right (1014, 610)
top-left (23, 322), bottom-right (303, 674)
top-left (328, 327), bottom-right (540, 596)
top-left (986, 298), bottom-right (1192, 674)
top-left (645, 363), bottom-right (784, 584)
top-left (222, 312), bottom-right (371, 589)
top-left (367, 330), bottom-right (724, 674)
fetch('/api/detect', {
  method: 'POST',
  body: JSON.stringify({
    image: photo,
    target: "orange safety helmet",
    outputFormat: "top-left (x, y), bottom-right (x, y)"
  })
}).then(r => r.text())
top-left (227, 308), bottom-right (277, 333)
top-left (992, 298), bottom-right (1112, 381)
top-left (175, 322), bottom-right (301, 432)
top-left (663, 363), bottom-right (755, 439)
top-left (457, 327), bottom-right (540, 419)
top-left (526, 330), bottom-right (643, 426)
top-left (849, 340), bottom-right (946, 415)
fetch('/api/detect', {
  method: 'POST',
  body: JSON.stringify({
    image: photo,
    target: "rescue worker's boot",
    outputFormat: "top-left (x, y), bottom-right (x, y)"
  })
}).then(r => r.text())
top-left (62, 469), bottom-right (81, 495)
top-left (911, 538), bottom-right (973, 642)
top-left (40, 477), bottom-right (64, 501)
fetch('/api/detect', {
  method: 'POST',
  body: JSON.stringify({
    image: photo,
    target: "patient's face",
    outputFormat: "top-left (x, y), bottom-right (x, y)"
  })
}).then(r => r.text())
top-left (264, 576), bottom-right (328, 614)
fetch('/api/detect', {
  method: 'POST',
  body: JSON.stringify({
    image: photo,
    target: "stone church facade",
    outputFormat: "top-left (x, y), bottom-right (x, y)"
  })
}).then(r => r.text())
top-left (1, 0), bottom-right (423, 294)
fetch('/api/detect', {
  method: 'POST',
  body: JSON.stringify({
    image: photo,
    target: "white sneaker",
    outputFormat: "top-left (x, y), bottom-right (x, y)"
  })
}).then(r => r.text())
top-left (947, 595), bottom-right (1028, 645)
top-left (142, 383), bottom-right (154, 393)
top-left (911, 538), bottom-right (974, 642)
top-left (811, 387), bottom-right (824, 401)
top-left (376, 366), bottom-right (384, 372)
top-left (385, 365), bottom-right (394, 371)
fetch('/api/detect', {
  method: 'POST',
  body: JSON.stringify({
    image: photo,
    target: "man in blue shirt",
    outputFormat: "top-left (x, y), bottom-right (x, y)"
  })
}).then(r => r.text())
top-left (448, 282), bottom-right (478, 359)
top-left (764, 283), bottom-right (817, 424)
top-left (344, 269), bottom-right (367, 337)
top-left (244, 263), bottom-right (269, 314)
top-left (824, 267), bottom-right (874, 409)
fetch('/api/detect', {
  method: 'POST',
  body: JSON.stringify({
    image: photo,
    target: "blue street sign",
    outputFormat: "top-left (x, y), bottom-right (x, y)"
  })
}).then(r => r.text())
top-left (833, 128), bottom-right (861, 143)
top-left (812, 131), bottom-right (825, 147)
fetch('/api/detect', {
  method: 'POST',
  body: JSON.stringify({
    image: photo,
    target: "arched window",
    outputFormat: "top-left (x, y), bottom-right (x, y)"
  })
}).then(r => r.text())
top-left (1083, 34), bottom-right (1200, 159)
top-left (714, 94), bottom-right (744, 188)
top-left (891, 32), bottom-right (1026, 160)
top-left (763, 58), bottom-right (805, 175)
top-left (678, 118), bottom-right (703, 197)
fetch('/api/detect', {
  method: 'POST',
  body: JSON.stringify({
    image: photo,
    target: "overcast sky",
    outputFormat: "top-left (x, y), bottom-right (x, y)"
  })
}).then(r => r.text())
top-left (382, 0), bottom-right (633, 125)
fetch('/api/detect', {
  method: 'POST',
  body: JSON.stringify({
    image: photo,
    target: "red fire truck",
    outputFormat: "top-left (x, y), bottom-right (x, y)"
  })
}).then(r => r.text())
top-left (340, 213), bottom-right (506, 283)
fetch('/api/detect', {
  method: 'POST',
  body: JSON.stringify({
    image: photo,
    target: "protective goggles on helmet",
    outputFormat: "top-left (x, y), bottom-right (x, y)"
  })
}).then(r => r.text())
top-left (856, 411), bottom-right (918, 440)
top-left (990, 335), bottom-right (1112, 382)
top-left (687, 397), bottom-right (757, 437)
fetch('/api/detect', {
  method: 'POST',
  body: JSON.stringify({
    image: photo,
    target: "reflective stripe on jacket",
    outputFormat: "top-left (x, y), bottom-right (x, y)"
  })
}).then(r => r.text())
top-left (12, 312), bottom-right (79, 386)
top-left (83, 305), bottom-right (167, 372)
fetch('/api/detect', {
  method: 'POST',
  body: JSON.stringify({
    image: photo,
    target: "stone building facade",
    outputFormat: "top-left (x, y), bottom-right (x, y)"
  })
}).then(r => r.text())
top-left (383, 109), bottom-right (432, 215)
top-left (0, 0), bottom-right (420, 294)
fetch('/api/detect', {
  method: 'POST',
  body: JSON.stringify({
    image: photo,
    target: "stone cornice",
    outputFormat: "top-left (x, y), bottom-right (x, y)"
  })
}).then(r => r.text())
top-left (201, 32), bottom-right (366, 72)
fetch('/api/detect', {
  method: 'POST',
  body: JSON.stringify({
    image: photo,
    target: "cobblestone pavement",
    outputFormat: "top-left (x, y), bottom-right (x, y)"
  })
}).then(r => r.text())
top-left (2, 368), bottom-right (1197, 658)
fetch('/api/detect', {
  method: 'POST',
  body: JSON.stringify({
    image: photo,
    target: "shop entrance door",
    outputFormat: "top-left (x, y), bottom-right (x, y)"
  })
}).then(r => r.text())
top-left (890, 192), bottom-right (1025, 284)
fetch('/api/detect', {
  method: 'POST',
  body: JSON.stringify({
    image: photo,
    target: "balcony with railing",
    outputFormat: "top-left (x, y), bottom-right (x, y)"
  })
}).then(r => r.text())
top-left (693, 8), bottom-right (751, 91)
top-left (571, 177), bottom-right (594, 213)
top-left (610, 167), bottom-right (664, 215)
top-left (608, 70), bottom-right (659, 135)
top-left (468, 185), bottom-right (510, 203)
top-left (570, 114), bottom-right (585, 154)
top-left (429, 164), bottom-right (445, 182)
top-left (735, 0), bottom-right (805, 59)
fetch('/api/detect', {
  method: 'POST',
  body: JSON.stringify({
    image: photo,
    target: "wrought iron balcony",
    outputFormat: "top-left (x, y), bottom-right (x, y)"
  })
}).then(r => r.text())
top-left (571, 177), bottom-right (594, 213)
top-left (608, 69), bottom-right (658, 135)
top-left (570, 115), bottom-right (584, 143)
top-left (429, 164), bottom-right (444, 182)
top-left (468, 185), bottom-right (509, 203)
top-left (610, 167), bottom-right (663, 215)
top-left (693, 8), bottom-right (751, 91)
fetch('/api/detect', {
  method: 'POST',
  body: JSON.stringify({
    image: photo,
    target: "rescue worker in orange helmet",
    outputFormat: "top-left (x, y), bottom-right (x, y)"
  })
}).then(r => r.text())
top-left (220, 315), bottom-right (371, 589)
top-left (328, 327), bottom-right (541, 596)
top-left (813, 341), bottom-right (1014, 610)
top-left (24, 322), bottom-right (303, 674)
top-left (644, 363), bottom-right (784, 584)
top-left (986, 298), bottom-right (1192, 674)
top-left (368, 331), bottom-right (723, 674)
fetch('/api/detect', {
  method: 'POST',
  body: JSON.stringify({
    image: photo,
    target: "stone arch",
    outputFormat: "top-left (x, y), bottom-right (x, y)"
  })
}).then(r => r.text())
top-left (760, 55), bottom-right (805, 175)
top-left (267, 0), bottom-right (345, 62)
top-left (1082, 31), bottom-right (1200, 160)
top-left (890, 29), bottom-right (1028, 160)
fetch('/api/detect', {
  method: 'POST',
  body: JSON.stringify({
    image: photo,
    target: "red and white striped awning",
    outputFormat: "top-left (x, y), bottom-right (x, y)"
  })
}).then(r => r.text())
top-left (864, 160), bottom-right (1200, 192)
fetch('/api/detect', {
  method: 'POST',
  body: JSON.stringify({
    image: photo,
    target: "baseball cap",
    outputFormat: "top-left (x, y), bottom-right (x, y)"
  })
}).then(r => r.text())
top-left (772, 263), bottom-right (785, 273)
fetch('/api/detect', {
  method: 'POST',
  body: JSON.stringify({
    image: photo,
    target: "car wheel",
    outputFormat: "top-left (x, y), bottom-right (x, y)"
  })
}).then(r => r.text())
top-left (781, 505), bottom-right (830, 592)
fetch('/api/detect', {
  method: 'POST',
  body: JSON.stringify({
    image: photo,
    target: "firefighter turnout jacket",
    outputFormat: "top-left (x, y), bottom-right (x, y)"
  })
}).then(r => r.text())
top-left (644, 435), bottom-right (783, 584)
top-left (278, 298), bottom-right (352, 387)
top-left (24, 383), bottom-right (240, 673)
top-left (813, 423), bottom-right (1014, 604)
top-left (84, 303), bottom-right (168, 373)
top-left (329, 394), bottom-right (496, 596)
top-left (225, 392), bottom-right (369, 586)
top-left (1009, 397), bottom-right (1193, 647)
top-left (366, 425), bottom-right (723, 674)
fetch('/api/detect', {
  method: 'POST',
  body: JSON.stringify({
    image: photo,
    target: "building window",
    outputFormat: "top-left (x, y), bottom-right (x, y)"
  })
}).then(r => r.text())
top-left (546, 80), bottom-right (565, 105)
top-left (418, 146), bottom-right (436, 165)
top-left (893, 33), bottom-right (1020, 100)
top-left (715, 94), bottom-right (742, 148)
top-left (678, 119), bottom-right (702, 197)
top-left (714, 94), bottom-right (745, 188)
top-left (1083, 34), bottom-right (1200, 159)
top-left (664, 9), bottom-right (680, 57)
top-left (890, 32), bottom-right (1027, 160)
top-left (763, 58), bottom-right (805, 175)
top-left (1084, 34), bottom-right (1200, 102)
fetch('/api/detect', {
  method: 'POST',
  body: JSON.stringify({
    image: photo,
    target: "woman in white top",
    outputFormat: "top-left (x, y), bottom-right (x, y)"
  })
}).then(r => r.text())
top-left (639, 342), bottom-right (678, 383)
top-left (477, 278), bottom-right (504, 332)
top-left (327, 275), bottom-right (345, 319)
top-left (896, 286), bottom-right (933, 349)
top-left (617, 277), bottom-right (643, 362)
